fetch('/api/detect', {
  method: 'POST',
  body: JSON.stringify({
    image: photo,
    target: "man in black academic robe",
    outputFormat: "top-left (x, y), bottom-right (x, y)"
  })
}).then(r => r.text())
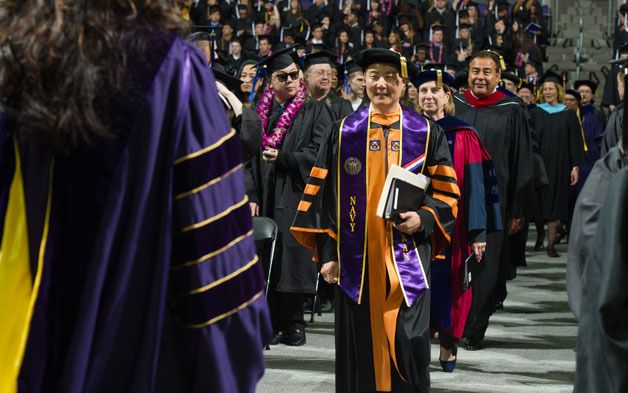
top-left (453, 50), bottom-right (535, 349)
top-left (245, 47), bottom-right (334, 346)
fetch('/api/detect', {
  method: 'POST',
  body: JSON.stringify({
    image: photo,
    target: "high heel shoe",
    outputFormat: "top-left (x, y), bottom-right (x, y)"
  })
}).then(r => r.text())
top-left (533, 239), bottom-right (545, 251)
top-left (439, 346), bottom-right (458, 372)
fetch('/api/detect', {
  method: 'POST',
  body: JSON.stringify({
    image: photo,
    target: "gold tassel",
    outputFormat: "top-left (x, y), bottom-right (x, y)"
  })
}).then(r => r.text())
top-left (437, 69), bottom-right (442, 88)
top-left (400, 56), bottom-right (408, 78)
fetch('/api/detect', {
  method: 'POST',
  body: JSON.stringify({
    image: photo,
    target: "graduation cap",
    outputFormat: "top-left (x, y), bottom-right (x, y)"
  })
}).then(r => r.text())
top-left (209, 5), bottom-right (221, 14)
top-left (541, 69), bottom-right (564, 86)
top-left (416, 42), bottom-right (431, 52)
top-left (565, 88), bottom-right (582, 102)
top-left (431, 24), bottom-right (446, 33)
top-left (452, 72), bottom-right (469, 90)
top-left (574, 80), bottom-right (598, 93)
top-left (303, 50), bottom-right (336, 71)
top-left (213, 68), bottom-right (244, 93)
top-left (518, 81), bottom-right (535, 92)
top-left (422, 63), bottom-right (445, 71)
top-left (398, 14), bottom-right (413, 27)
top-left (354, 48), bottom-right (419, 79)
top-left (337, 60), bottom-right (363, 94)
top-left (409, 68), bottom-right (455, 88)
top-left (471, 48), bottom-right (507, 71)
top-left (501, 70), bottom-right (521, 86)
top-left (458, 23), bottom-right (473, 30)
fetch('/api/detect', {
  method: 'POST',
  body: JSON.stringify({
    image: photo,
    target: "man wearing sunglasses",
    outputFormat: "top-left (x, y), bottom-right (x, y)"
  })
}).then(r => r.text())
top-left (246, 46), bottom-right (333, 346)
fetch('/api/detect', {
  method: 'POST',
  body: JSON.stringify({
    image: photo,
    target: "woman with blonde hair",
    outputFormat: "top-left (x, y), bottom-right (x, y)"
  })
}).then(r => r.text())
top-left (529, 71), bottom-right (584, 256)
top-left (411, 68), bottom-right (501, 372)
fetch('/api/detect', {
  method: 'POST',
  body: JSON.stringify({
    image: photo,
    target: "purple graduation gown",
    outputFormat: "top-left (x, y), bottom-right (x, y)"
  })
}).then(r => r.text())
top-left (0, 30), bottom-right (271, 392)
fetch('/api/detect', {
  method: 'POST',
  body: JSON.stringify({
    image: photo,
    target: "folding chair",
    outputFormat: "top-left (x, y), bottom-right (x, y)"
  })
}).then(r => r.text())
top-left (252, 216), bottom-right (278, 297)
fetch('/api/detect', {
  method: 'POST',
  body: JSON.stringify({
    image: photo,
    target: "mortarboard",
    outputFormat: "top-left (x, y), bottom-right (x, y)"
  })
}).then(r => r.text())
top-left (518, 81), bottom-right (535, 92)
top-left (410, 68), bottom-right (455, 88)
top-left (541, 69), bottom-right (563, 85)
top-left (303, 51), bottom-right (336, 70)
top-left (565, 88), bottom-right (582, 102)
top-left (213, 68), bottom-right (244, 93)
top-left (255, 43), bottom-right (300, 74)
top-left (431, 24), bottom-right (445, 33)
top-left (452, 72), bottom-right (469, 90)
top-left (416, 42), bottom-right (431, 51)
top-left (354, 48), bottom-right (419, 79)
top-left (574, 80), bottom-right (598, 93)
top-left (501, 70), bottom-right (521, 86)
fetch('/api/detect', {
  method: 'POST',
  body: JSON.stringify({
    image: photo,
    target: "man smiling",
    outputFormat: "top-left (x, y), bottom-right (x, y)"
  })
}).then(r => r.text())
top-left (292, 48), bottom-right (459, 392)
top-left (453, 50), bottom-right (535, 351)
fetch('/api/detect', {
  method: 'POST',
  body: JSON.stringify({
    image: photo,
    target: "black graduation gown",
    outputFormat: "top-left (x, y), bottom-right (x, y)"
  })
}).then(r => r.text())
top-left (530, 106), bottom-right (584, 222)
top-left (334, 97), bottom-right (370, 120)
top-left (567, 144), bottom-right (626, 319)
top-left (572, 165), bottom-right (628, 393)
top-left (291, 113), bottom-right (458, 393)
top-left (453, 92), bottom-right (535, 339)
top-left (245, 97), bottom-right (333, 294)
top-left (601, 108), bottom-right (623, 155)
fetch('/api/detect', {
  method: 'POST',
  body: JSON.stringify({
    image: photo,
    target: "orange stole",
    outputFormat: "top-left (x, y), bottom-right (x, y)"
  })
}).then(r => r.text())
top-left (366, 109), bottom-right (405, 392)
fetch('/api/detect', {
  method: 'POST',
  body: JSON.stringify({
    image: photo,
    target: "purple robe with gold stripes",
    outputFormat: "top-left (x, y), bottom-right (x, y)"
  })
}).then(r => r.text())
top-left (0, 31), bottom-right (271, 392)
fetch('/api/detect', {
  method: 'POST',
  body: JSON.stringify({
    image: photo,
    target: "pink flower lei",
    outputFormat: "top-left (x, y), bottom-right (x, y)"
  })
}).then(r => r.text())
top-left (257, 82), bottom-right (307, 150)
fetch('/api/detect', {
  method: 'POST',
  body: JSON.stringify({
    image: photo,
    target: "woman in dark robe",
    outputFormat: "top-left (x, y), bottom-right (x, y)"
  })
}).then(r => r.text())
top-left (412, 68), bottom-right (501, 372)
top-left (245, 46), bottom-right (333, 346)
top-left (530, 72), bottom-right (584, 257)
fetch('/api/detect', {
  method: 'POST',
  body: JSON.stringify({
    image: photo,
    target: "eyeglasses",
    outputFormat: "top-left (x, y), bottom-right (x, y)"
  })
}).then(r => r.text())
top-left (275, 71), bottom-right (300, 82)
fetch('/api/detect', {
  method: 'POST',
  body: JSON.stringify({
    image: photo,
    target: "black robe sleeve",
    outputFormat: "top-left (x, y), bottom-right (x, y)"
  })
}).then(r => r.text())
top-left (506, 104), bottom-right (536, 219)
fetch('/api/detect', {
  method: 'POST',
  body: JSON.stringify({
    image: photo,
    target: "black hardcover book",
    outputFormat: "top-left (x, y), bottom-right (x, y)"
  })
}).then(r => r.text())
top-left (384, 178), bottom-right (427, 223)
top-left (377, 165), bottom-right (430, 222)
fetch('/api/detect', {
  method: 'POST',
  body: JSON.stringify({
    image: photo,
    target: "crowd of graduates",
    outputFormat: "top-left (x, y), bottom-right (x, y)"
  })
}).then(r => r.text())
top-left (2, 0), bottom-right (627, 391)
top-left (184, 0), bottom-right (628, 381)
top-left (182, 0), bottom-right (550, 86)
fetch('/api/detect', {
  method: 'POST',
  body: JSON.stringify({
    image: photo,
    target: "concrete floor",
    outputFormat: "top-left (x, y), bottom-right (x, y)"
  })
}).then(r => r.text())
top-left (257, 238), bottom-right (576, 393)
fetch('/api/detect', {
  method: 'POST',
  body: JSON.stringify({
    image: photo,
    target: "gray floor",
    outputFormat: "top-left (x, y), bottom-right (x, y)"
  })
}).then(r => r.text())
top-left (258, 239), bottom-right (576, 393)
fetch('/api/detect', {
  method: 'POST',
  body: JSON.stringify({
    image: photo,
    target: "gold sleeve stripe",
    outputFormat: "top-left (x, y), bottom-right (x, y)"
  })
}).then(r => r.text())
top-left (175, 164), bottom-right (243, 200)
top-left (183, 256), bottom-right (259, 297)
top-left (182, 291), bottom-right (264, 329)
top-left (310, 167), bottom-right (328, 180)
top-left (297, 200), bottom-right (312, 212)
top-left (431, 179), bottom-right (461, 197)
top-left (304, 184), bottom-right (321, 196)
top-left (428, 164), bottom-right (457, 180)
top-left (180, 196), bottom-right (248, 233)
top-left (172, 229), bottom-right (254, 270)
top-left (174, 129), bottom-right (237, 165)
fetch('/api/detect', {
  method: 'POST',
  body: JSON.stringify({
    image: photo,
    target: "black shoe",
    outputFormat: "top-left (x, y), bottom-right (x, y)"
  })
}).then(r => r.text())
top-left (439, 346), bottom-right (458, 372)
top-left (282, 328), bottom-right (306, 346)
top-left (533, 240), bottom-right (545, 251)
top-left (463, 337), bottom-right (483, 351)
top-left (495, 301), bottom-right (504, 310)
top-left (547, 246), bottom-right (559, 258)
top-left (270, 331), bottom-right (285, 345)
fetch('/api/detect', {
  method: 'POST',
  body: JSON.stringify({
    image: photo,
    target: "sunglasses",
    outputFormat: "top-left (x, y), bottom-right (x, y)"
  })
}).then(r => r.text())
top-left (275, 71), bottom-right (300, 82)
